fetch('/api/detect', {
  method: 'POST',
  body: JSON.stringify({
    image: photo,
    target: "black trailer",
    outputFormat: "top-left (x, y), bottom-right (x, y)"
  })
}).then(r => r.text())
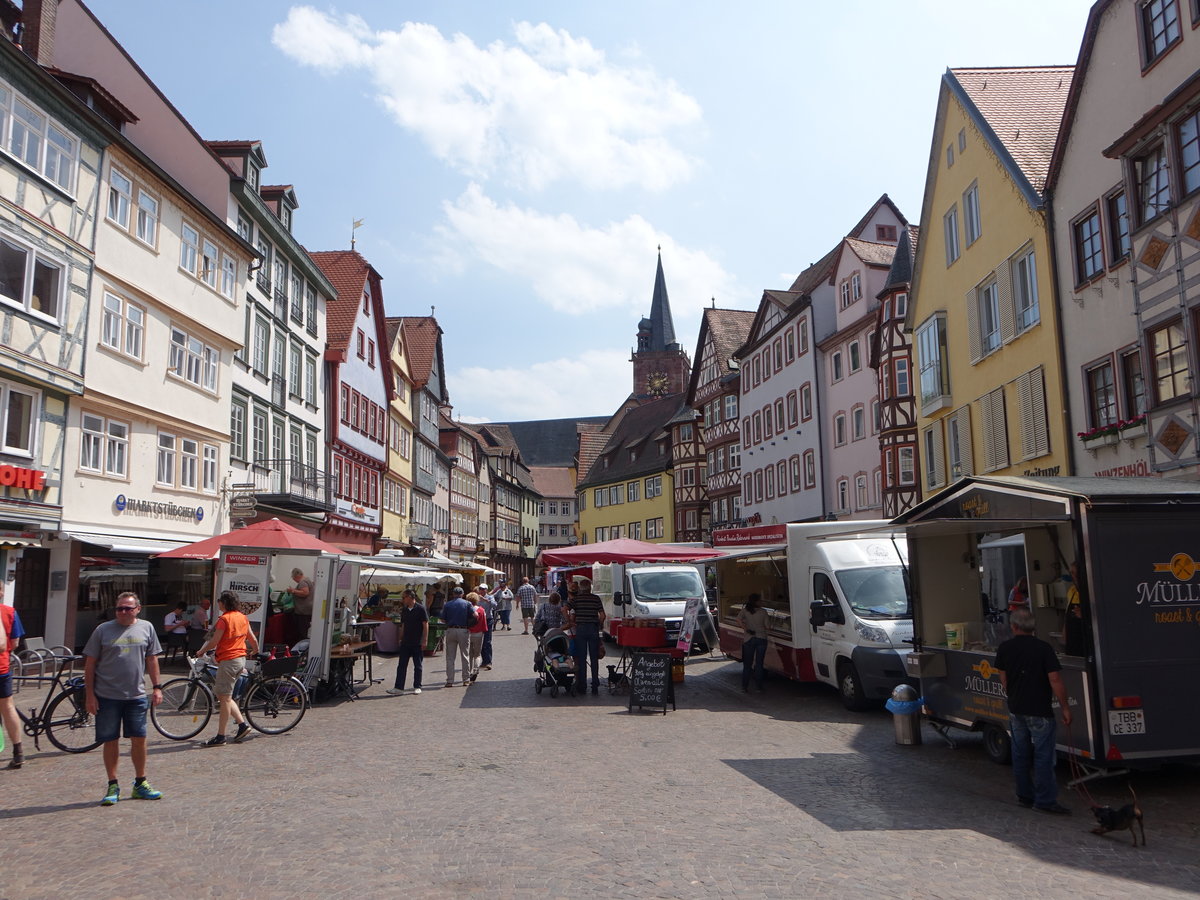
top-left (895, 476), bottom-right (1200, 780)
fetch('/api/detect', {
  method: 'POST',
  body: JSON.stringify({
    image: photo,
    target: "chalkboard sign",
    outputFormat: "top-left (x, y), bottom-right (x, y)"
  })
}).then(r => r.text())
top-left (628, 651), bottom-right (674, 714)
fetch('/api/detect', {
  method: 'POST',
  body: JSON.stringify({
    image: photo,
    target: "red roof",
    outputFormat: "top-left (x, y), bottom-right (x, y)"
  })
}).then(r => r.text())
top-left (396, 316), bottom-right (441, 389)
top-left (309, 250), bottom-right (372, 352)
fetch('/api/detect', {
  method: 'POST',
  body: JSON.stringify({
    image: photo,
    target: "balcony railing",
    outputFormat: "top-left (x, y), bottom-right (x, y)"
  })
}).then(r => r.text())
top-left (248, 458), bottom-right (332, 512)
top-left (256, 271), bottom-right (271, 295)
top-left (273, 286), bottom-right (289, 322)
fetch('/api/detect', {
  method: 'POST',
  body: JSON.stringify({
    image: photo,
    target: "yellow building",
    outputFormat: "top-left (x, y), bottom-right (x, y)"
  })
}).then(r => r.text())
top-left (908, 67), bottom-right (1075, 494)
top-left (381, 319), bottom-right (416, 548)
top-left (577, 395), bottom-right (680, 543)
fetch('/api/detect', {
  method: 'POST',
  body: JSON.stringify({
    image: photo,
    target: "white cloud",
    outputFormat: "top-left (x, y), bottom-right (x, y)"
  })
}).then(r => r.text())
top-left (438, 184), bottom-right (739, 318)
top-left (448, 349), bottom-right (630, 420)
top-left (273, 8), bottom-right (701, 191)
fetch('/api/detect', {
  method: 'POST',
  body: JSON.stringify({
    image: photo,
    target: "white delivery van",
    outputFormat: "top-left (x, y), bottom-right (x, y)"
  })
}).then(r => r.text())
top-left (713, 521), bottom-right (912, 709)
top-left (601, 562), bottom-right (709, 646)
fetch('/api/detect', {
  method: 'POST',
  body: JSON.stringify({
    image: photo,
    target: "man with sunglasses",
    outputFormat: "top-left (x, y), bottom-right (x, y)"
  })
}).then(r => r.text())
top-left (83, 592), bottom-right (164, 806)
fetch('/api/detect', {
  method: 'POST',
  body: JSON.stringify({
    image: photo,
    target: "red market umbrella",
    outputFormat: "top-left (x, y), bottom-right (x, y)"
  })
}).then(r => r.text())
top-left (154, 518), bottom-right (345, 560)
top-left (538, 538), bottom-right (722, 566)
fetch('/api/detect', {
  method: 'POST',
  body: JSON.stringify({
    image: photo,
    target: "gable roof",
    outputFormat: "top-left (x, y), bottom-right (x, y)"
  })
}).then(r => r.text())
top-left (308, 250), bottom-right (377, 351)
top-left (949, 66), bottom-right (1074, 199)
top-left (396, 316), bottom-right (443, 394)
top-left (842, 237), bottom-right (898, 270)
top-left (685, 307), bottom-right (754, 403)
top-left (577, 394), bottom-right (684, 489)
top-left (576, 425), bottom-right (611, 482)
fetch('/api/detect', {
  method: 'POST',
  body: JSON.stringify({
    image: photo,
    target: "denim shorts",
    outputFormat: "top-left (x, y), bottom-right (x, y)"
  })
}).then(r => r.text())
top-left (95, 695), bottom-right (149, 742)
top-left (0, 671), bottom-right (13, 699)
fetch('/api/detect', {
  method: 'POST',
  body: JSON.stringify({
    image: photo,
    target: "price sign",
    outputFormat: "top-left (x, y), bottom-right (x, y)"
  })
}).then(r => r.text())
top-left (628, 651), bottom-right (674, 715)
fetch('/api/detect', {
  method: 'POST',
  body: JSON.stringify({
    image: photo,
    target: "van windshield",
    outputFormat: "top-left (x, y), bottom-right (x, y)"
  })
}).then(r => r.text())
top-left (629, 570), bottom-right (705, 601)
top-left (834, 566), bottom-right (910, 619)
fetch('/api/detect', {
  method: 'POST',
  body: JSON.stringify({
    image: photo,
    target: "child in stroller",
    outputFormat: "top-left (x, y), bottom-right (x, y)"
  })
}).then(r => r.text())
top-left (533, 627), bottom-right (576, 697)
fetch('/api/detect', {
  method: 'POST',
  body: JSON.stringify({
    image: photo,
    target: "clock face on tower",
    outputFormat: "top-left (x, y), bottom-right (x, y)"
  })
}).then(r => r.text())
top-left (646, 371), bottom-right (669, 395)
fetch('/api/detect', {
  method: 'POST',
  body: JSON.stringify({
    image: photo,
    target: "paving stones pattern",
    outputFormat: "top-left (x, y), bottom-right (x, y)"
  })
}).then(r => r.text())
top-left (2, 629), bottom-right (1198, 899)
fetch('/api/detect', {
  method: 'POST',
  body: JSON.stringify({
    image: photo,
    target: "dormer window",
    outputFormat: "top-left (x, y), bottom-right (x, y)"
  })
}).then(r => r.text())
top-left (281, 206), bottom-right (291, 231)
top-left (247, 163), bottom-right (259, 190)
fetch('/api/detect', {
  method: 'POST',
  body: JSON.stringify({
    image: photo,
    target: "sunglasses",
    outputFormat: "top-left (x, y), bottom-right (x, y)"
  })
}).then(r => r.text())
top-left (115, 606), bottom-right (139, 612)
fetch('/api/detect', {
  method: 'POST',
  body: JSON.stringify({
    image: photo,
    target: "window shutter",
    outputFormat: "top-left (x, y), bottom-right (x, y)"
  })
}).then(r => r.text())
top-left (997, 257), bottom-right (1016, 344)
top-left (981, 387), bottom-right (1009, 471)
top-left (924, 421), bottom-right (946, 489)
top-left (966, 288), bottom-right (982, 363)
top-left (954, 405), bottom-right (974, 476)
top-left (1017, 367), bottom-right (1049, 459)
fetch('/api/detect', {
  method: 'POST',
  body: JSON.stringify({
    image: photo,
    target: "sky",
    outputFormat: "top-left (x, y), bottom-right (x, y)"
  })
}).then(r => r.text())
top-left (85, 0), bottom-right (1096, 423)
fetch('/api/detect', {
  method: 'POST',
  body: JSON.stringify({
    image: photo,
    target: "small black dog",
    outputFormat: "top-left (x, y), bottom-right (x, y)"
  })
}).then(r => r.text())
top-left (1091, 786), bottom-right (1145, 847)
top-left (606, 665), bottom-right (629, 693)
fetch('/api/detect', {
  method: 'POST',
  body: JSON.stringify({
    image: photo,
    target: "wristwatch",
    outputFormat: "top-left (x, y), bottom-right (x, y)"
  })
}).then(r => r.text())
top-left (151, 684), bottom-right (162, 690)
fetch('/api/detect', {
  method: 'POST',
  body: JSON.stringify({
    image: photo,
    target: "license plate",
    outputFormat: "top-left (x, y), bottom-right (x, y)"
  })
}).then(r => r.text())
top-left (1108, 709), bottom-right (1145, 736)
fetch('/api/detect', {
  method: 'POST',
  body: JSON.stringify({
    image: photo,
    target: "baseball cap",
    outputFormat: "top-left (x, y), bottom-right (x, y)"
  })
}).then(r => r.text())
top-left (452, 586), bottom-right (464, 596)
top-left (478, 583), bottom-right (489, 592)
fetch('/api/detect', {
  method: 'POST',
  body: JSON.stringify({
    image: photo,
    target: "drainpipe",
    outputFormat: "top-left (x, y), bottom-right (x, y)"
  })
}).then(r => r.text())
top-left (1043, 200), bottom-right (1077, 475)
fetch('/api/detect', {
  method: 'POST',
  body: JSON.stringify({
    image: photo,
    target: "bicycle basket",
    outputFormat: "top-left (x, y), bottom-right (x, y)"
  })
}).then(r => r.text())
top-left (258, 655), bottom-right (300, 679)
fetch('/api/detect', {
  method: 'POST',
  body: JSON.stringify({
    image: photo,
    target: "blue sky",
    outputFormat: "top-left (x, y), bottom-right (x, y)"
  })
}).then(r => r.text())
top-left (86, 0), bottom-right (1095, 422)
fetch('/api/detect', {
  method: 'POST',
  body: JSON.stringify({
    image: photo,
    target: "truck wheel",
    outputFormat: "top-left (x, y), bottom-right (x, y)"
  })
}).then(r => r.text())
top-left (982, 724), bottom-right (1012, 765)
top-left (837, 661), bottom-right (871, 712)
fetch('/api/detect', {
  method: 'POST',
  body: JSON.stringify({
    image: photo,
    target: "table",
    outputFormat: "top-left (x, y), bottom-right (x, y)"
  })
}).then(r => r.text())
top-left (327, 640), bottom-right (376, 701)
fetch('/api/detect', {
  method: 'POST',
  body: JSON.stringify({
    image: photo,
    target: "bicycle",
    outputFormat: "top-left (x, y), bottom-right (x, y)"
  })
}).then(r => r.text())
top-left (11, 654), bottom-right (101, 754)
top-left (150, 653), bottom-right (307, 741)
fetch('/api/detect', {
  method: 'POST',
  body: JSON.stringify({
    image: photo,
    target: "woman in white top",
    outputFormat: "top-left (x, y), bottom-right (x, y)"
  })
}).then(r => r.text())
top-left (736, 593), bottom-right (770, 693)
top-left (163, 602), bottom-right (188, 660)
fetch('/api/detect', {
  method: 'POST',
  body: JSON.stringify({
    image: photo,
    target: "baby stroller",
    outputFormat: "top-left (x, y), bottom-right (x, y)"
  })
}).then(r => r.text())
top-left (534, 627), bottom-right (576, 698)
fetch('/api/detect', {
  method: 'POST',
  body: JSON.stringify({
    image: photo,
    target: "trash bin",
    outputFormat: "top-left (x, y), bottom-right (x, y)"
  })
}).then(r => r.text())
top-left (885, 683), bottom-right (922, 746)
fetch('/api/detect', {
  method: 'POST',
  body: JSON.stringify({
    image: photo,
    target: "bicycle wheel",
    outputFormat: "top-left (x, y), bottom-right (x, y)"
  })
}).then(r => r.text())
top-left (243, 676), bottom-right (307, 735)
top-left (151, 678), bottom-right (214, 740)
top-left (44, 688), bottom-right (102, 753)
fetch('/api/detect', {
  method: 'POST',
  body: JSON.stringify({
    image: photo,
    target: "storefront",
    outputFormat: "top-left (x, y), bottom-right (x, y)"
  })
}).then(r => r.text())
top-left (1, 463), bottom-right (65, 642)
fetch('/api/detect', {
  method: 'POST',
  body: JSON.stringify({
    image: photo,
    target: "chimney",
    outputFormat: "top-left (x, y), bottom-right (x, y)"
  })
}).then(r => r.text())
top-left (22, 0), bottom-right (57, 65)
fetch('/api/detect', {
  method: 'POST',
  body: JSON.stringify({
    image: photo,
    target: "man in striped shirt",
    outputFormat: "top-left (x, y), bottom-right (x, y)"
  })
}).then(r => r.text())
top-left (567, 577), bottom-right (606, 695)
top-left (516, 577), bottom-right (538, 634)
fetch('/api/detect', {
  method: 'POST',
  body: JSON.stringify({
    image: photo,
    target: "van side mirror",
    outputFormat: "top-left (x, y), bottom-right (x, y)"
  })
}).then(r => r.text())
top-left (613, 591), bottom-right (624, 606)
top-left (809, 601), bottom-right (826, 630)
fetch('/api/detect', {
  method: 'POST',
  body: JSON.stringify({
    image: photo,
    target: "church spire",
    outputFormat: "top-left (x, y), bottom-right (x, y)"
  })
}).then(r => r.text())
top-left (648, 246), bottom-right (677, 351)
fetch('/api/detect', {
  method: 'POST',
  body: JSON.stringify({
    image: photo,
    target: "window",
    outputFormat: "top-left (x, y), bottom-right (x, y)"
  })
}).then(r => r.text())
top-left (785, 330), bottom-right (795, 362)
top-left (304, 356), bottom-right (317, 404)
top-left (80, 413), bottom-right (129, 477)
top-left (1140, 0), bottom-right (1181, 66)
top-left (0, 237), bottom-right (62, 319)
top-left (837, 479), bottom-right (849, 511)
top-left (680, 423), bottom-right (693, 441)
top-left (764, 464), bottom-right (775, 500)
top-left (917, 316), bottom-right (950, 408)
top-left (367, 339), bottom-right (376, 368)
top-left (947, 144), bottom-right (955, 168)
top-left (179, 223), bottom-right (199, 275)
top-left (630, 521), bottom-right (641, 540)
top-left (977, 281), bottom-right (1001, 355)
top-left (1086, 361), bottom-right (1118, 428)
top-left (772, 340), bottom-right (783, 372)
top-left (963, 183), bottom-right (981, 245)
top-left (230, 400), bottom-right (247, 460)
top-left (169, 327), bottom-right (218, 392)
top-left (947, 408), bottom-right (973, 478)
top-left (107, 168), bottom-right (131, 227)
top-left (789, 456), bottom-right (801, 492)
top-left (980, 387), bottom-right (1010, 471)
top-left (645, 475), bottom-right (662, 498)
top-left (728, 442), bottom-right (739, 470)
top-left (289, 345), bottom-right (302, 398)
top-left (1013, 250), bottom-right (1040, 332)
top-left (220, 254), bottom-right (236, 298)
top-left (156, 432), bottom-right (176, 485)
top-left (959, 128), bottom-right (967, 152)
top-left (1105, 189), bottom-right (1131, 262)
top-left (894, 292), bottom-right (908, 318)
top-left (1073, 208), bottom-right (1104, 283)
top-left (800, 384), bottom-right (812, 421)
top-left (852, 405), bottom-right (865, 441)
top-left (840, 280), bottom-right (852, 310)
top-left (306, 284), bottom-right (318, 334)
top-left (290, 272), bottom-right (304, 322)
top-left (1121, 349), bottom-right (1148, 417)
top-left (1149, 319), bottom-right (1188, 403)
top-left (252, 318), bottom-right (269, 373)
top-left (832, 351), bottom-right (843, 381)
top-left (609, 485), bottom-right (622, 505)
top-left (1016, 368), bottom-right (1050, 460)
top-left (855, 475), bottom-right (868, 510)
top-left (849, 341), bottom-right (861, 373)
top-left (834, 413), bottom-right (847, 446)
top-left (100, 292), bottom-right (144, 359)
top-left (1134, 143), bottom-right (1171, 224)
top-left (646, 517), bottom-right (664, 539)
top-left (798, 319), bottom-right (809, 354)
top-left (252, 409), bottom-right (267, 462)
top-left (944, 205), bottom-right (960, 265)
top-left (924, 425), bottom-right (944, 488)
top-left (201, 240), bottom-right (219, 288)
top-left (773, 399), bottom-right (784, 434)
top-left (752, 412), bottom-right (763, 444)
top-left (786, 392), bottom-right (798, 429)
top-left (1179, 107), bottom-right (1200, 196)
top-left (2, 88), bottom-right (77, 190)
top-left (871, 399), bottom-right (880, 434)
top-left (895, 358), bottom-right (910, 397)
top-left (876, 224), bottom-right (897, 242)
top-left (898, 447), bottom-right (915, 485)
top-left (627, 481), bottom-right (640, 502)
top-left (180, 438), bottom-right (199, 490)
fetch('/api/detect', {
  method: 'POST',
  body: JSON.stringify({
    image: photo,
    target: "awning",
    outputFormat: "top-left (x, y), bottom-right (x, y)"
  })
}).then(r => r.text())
top-left (0, 537), bottom-right (37, 549)
top-left (60, 530), bottom-right (186, 555)
top-left (707, 544), bottom-right (786, 563)
top-left (338, 555), bottom-right (463, 585)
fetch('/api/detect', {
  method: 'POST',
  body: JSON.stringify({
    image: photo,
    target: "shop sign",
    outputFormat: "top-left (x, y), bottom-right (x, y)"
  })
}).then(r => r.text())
top-left (115, 494), bottom-right (205, 523)
top-left (335, 497), bottom-right (379, 527)
top-left (0, 465), bottom-right (47, 492)
top-left (712, 524), bottom-right (787, 547)
top-left (230, 494), bottom-right (257, 515)
top-left (217, 548), bottom-right (271, 629)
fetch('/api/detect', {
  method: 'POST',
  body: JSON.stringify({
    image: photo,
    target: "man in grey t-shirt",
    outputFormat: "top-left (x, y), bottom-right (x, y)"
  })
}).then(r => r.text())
top-left (83, 592), bottom-right (164, 806)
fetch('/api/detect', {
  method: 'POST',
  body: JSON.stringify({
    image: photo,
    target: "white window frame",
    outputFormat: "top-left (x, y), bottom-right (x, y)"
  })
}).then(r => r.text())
top-left (179, 223), bottom-right (199, 275)
top-left (1, 85), bottom-right (78, 192)
top-left (136, 188), bottom-right (159, 247)
top-left (0, 380), bottom-right (39, 458)
top-left (169, 326), bottom-right (219, 392)
top-left (944, 205), bottom-right (960, 265)
top-left (1013, 249), bottom-right (1040, 332)
top-left (156, 432), bottom-right (177, 486)
top-left (180, 438), bottom-right (199, 490)
top-left (963, 182), bottom-right (981, 245)
top-left (0, 235), bottom-right (63, 322)
top-left (107, 167), bottom-right (132, 228)
top-left (101, 291), bottom-right (145, 360)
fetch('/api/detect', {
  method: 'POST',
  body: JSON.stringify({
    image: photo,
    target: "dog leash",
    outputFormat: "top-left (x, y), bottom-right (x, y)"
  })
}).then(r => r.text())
top-left (1062, 719), bottom-right (1101, 809)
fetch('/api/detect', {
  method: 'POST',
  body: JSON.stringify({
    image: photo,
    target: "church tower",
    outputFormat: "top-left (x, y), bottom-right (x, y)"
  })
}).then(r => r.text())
top-left (632, 249), bottom-right (691, 398)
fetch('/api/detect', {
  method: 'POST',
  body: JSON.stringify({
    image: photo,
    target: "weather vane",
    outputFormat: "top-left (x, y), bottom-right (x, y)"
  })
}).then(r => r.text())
top-left (351, 218), bottom-right (364, 250)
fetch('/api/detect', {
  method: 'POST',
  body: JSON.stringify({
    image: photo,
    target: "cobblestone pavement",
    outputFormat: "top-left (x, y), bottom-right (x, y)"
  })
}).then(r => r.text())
top-left (2, 629), bottom-right (1198, 900)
